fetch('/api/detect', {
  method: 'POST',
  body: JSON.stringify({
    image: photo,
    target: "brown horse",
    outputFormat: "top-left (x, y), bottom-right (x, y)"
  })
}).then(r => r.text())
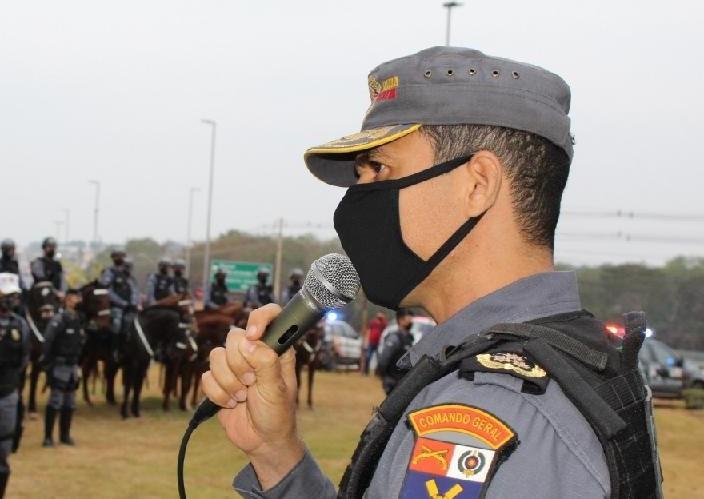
top-left (189, 302), bottom-right (248, 407)
top-left (79, 281), bottom-right (115, 406)
top-left (294, 325), bottom-right (325, 408)
top-left (141, 295), bottom-right (198, 411)
top-left (24, 281), bottom-right (61, 414)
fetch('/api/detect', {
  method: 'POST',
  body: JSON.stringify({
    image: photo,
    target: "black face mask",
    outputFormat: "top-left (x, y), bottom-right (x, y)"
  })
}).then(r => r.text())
top-left (334, 155), bottom-right (482, 309)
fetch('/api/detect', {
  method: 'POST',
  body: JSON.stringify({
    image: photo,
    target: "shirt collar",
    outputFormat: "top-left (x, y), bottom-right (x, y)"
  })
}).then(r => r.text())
top-left (407, 271), bottom-right (582, 365)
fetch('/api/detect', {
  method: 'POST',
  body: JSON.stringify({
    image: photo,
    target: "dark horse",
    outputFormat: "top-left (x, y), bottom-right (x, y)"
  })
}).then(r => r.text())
top-left (190, 302), bottom-right (248, 407)
top-left (294, 325), bottom-right (325, 409)
top-left (25, 281), bottom-right (61, 414)
top-left (141, 295), bottom-right (198, 411)
top-left (79, 281), bottom-right (116, 406)
top-left (119, 311), bottom-right (152, 418)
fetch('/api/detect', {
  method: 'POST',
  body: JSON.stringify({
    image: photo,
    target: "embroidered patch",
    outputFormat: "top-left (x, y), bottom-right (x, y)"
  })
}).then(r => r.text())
top-left (400, 404), bottom-right (517, 498)
top-left (476, 352), bottom-right (546, 379)
top-left (368, 75), bottom-right (399, 103)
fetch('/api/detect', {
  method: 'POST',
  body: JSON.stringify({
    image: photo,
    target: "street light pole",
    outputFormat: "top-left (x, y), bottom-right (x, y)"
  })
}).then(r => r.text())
top-left (185, 187), bottom-right (200, 277)
top-left (274, 218), bottom-right (284, 302)
top-left (88, 180), bottom-right (100, 247)
top-left (442, 1), bottom-right (463, 46)
top-left (200, 119), bottom-right (217, 296)
top-left (64, 208), bottom-right (70, 242)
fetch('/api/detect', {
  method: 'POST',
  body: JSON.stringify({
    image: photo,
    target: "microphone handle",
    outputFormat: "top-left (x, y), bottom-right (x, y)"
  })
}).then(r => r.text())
top-left (192, 290), bottom-right (325, 424)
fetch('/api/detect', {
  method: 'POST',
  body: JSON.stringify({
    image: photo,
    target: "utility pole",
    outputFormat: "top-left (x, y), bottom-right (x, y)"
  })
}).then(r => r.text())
top-left (200, 119), bottom-right (217, 295)
top-left (88, 180), bottom-right (100, 247)
top-left (274, 218), bottom-right (284, 302)
top-left (63, 208), bottom-right (70, 242)
top-left (185, 187), bottom-right (200, 277)
top-left (54, 220), bottom-right (64, 243)
top-left (442, 1), bottom-right (463, 46)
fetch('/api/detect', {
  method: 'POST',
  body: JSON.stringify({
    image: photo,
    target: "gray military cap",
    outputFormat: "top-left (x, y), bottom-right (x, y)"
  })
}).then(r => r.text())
top-left (305, 46), bottom-right (573, 187)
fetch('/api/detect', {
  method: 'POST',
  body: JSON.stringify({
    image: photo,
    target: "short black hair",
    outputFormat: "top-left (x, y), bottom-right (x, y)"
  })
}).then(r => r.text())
top-left (420, 125), bottom-right (571, 249)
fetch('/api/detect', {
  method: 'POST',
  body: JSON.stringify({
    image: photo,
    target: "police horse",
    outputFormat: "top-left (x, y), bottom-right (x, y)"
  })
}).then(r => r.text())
top-left (294, 325), bottom-right (325, 409)
top-left (141, 295), bottom-right (198, 412)
top-left (25, 281), bottom-right (61, 415)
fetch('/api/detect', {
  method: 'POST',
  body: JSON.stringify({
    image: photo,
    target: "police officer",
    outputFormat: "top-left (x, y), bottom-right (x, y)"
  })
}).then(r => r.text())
top-left (145, 259), bottom-right (173, 307)
top-left (30, 237), bottom-right (66, 294)
top-left (172, 259), bottom-right (190, 296)
top-left (377, 309), bottom-right (414, 395)
top-left (40, 288), bottom-right (85, 447)
top-left (243, 267), bottom-right (274, 308)
top-left (205, 268), bottom-right (229, 310)
top-left (0, 273), bottom-right (30, 497)
top-left (100, 250), bottom-right (139, 361)
top-left (202, 47), bottom-right (662, 499)
top-left (281, 268), bottom-right (304, 304)
top-left (0, 240), bottom-right (26, 313)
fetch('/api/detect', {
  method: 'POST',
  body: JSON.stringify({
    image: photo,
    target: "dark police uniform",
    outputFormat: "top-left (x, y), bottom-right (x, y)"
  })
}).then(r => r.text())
top-left (173, 275), bottom-right (189, 296)
top-left (232, 47), bottom-right (662, 499)
top-left (41, 309), bottom-right (85, 445)
top-left (100, 265), bottom-right (139, 360)
top-left (145, 272), bottom-right (174, 307)
top-left (206, 281), bottom-right (229, 309)
top-left (243, 282), bottom-right (274, 309)
top-left (30, 256), bottom-right (66, 292)
top-left (0, 313), bottom-right (30, 496)
top-left (377, 326), bottom-right (414, 395)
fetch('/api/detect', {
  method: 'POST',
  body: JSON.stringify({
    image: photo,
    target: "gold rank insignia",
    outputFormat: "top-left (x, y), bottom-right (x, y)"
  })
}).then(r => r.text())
top-left (476, 352), bottom-right (546, 378)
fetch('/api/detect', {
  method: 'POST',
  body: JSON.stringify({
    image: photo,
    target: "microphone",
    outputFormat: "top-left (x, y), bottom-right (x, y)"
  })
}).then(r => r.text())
top-left (189, 253), bottom-right (361, 425)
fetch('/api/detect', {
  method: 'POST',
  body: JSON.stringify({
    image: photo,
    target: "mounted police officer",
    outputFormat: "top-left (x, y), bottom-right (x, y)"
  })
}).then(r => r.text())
top-left (243, 267), bottom-right (274, 308)
top-left (100, 249), bottom-right (139, 362)
top-left (40, 288), bottom-right (85, 447)
top-left (0, 273), bottom-right (30, 497)
top-left (205, 268), bottom-right (230, 310)
top-left (30, 237), bottom-right (66, 295)
top-left (0, 240), bottom-right (26, 313)
top-left (145, 259), bottom-right (174, 306)
top-left (202, 47), bottom-right (662, 499)
top-left (172, 259), bottom-right (190, 296)
top-left (281, 268), bottom-right (304, 304)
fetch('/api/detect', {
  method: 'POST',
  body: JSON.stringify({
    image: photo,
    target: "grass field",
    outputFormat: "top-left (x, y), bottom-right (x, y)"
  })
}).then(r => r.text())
top-left (6, 367), bottom-right (704, 498)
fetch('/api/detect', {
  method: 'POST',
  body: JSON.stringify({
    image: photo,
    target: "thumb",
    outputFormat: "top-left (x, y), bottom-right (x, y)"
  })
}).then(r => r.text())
top-left (279, 348), bottom-right (298, 398)
top-left (239, 340), bottom-right (286, 402)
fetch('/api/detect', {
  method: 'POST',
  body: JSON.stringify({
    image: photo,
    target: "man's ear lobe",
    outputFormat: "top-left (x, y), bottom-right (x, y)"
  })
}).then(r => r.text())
top-left (465, 151), bottom-right (503, 216)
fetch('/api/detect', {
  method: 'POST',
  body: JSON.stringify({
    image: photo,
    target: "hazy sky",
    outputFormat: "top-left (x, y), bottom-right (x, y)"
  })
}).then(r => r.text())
top-left (1, 0), bottom-right (703, 266)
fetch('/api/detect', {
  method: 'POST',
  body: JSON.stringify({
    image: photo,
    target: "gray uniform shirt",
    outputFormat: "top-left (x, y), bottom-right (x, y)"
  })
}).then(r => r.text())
top-left (233, 272), bottom-right (610, 499)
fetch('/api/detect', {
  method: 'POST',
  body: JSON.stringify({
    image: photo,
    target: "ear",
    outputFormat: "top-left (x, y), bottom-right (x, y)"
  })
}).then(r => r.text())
top-left (463, 150), bottom-right (503, 217)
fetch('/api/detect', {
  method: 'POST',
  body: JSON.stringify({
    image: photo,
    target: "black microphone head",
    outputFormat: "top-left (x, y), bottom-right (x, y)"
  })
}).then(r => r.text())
top-left (303, 253), bottom-right (360, 309)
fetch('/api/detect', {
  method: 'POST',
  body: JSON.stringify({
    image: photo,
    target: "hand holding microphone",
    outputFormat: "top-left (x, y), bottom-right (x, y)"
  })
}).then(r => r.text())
top-left (198, 254), bottom-right (360, 490)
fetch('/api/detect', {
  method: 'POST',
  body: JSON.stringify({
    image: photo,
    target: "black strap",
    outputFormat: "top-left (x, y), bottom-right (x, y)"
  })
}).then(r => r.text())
top-left (485, 322), bottom-right (608, 371)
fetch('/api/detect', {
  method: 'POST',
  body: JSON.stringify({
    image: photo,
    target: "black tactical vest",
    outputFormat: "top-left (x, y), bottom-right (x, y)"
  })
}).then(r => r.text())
top-left (34, 257), bottom-right (63, 290)
top-left (153, 273), bottom-right (173, 301)
top-left (256, 284), bottom-right (274, 306)
top-left (109, 267), bottom-right (133, 303)
top-left (50, 312), bottom-right (84, 364)
top-left (0, 258), bottom-right (19, 275)
top-left (173, 276), bottom-right (189, 295)
top-left (0, 314), bottom-right (24, 396)
top-left (338, 311), bottom-right (662, 499)
top-left (210, 282), bottom-right (228, 306)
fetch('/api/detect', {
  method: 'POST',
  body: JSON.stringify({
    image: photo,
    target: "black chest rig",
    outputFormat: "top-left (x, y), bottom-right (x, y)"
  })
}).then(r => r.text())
top-left (51, 313), bottom-right (84, 363)
top-left (0, 258), bottom-right (19, 275)
top-left (338, 311), bottom-right (662, 499)
top-left (256, 284), bottom-right (273, 306)
top-left (210, 283), bottom-right (228, 305)
top-left (154, 274), bottom-right (173, 301)
top-left (173, 276), bottom-right (189, 295)
top-left (0, 315), bottom-right (24, 396)
top-left (110, 268), bottom-right (132, 303)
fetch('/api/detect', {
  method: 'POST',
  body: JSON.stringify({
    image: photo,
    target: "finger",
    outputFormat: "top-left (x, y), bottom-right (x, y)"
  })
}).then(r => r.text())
top-left (225, 328), bottom-right (258, 387)
top-left (239, 340), bottom-right (286, 402)
top-left (209, 347), bottom-right (247, 399)
top-left (279, 348), bottom-right (298, 399)
top-left (201, 371), bottom-right (237, 408)
top-left (245, 303), bottom-right (283, 340)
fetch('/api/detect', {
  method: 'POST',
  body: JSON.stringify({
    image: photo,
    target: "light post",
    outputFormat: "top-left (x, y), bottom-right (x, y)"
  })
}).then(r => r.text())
top-left (185, 187), bottom-right (200, 277)
top-left (442, 1), bottom-right (463, 46)
top-left (88, 180), bottom-right (100, 247)
top-left (63, 208), bottom-right (70, 242)
top-left (200, 119), bottom-right (217, 295)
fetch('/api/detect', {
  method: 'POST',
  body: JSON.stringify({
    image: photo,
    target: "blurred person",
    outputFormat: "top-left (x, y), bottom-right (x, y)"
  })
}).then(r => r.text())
top-left (201, 47), bottom-right (661, 498)
top-left (281, 268), bottom-right (304, 304)
top-left (364, 312), bottom-right (387, 375)
top-left (30, 237), bottom-right (66, 295)
top-left (144, 258), bottom-right (173, 307)
top-left (0, 273), bottom-right (30, 497)
top-left (40, 288), bottom-right (85, 447)
top-left (377, 309), bottom-right (414, 394)
top-left (206, 268), bottom-right (230, 310)
top-left (100, 249), bottom-right (139, 362)
top-left (172, 259), bottom-right (190, 296)
top-left (0, 240), bottom-right (26, 313)
top-left (244, 267), bottom-right (274, 308)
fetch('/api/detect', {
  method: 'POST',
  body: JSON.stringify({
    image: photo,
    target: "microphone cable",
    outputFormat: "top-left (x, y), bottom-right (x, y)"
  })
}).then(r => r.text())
top-left (177, 399), bottom-right (220, 499)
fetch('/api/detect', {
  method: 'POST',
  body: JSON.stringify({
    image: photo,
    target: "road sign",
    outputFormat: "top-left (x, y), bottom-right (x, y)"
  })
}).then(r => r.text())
top-left (210, 260), bottom-right (273, 292)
